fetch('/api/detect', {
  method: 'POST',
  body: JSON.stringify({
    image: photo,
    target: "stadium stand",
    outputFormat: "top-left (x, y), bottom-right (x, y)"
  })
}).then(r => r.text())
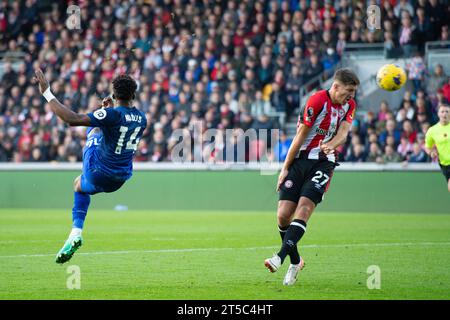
top-left (0, 0), bottom-right (449, 163)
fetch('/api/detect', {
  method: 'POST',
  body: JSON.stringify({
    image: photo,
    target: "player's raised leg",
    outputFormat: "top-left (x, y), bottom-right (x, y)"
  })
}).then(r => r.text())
top-left (55, 128), bottom-right (100, 264)
top-left (35, 70), bottom-right (146, 264)
top-left (55, 175), bottom-right (91, 264)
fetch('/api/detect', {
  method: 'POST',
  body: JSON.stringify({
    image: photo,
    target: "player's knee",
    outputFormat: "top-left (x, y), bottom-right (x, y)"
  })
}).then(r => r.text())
top-left (277, 214), bottom-right (291, 228)
top-left (73, 177), bottom-right (81, 192)
top-left (296, 204), bottom-right (314, 221)
top-left (277, 202), bottom-right (295, 227)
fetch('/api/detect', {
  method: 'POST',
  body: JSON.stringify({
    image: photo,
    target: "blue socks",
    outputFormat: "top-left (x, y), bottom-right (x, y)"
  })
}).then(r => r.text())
top-left (72, 192), bottom-right (91, 229)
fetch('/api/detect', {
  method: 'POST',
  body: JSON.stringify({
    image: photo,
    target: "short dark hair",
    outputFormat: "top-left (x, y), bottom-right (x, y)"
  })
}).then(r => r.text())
top-left (112, 74), bottom-right (137, 101)
top-left (333, 68), bottom-right (360, 86)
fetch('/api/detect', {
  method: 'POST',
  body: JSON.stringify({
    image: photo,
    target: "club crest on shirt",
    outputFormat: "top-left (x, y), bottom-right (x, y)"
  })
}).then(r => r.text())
top-left (284, 180), bottom-right (293, 188)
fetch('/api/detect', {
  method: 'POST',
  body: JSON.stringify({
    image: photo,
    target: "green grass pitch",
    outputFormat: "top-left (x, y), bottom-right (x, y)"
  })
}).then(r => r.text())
top-left (0, 209), bottom-right (449, 299)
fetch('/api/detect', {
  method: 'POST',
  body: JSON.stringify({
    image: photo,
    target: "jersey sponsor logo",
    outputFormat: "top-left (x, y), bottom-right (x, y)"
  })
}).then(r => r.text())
top-left (316, 127), bottom-right (328, 135)
top-left (93, 109), bottom-right (107, 120)
top-left (85, 138), bottom-right (100, 148)
top-left (316, 125), bottom-right (337, 138)
top-left (284, 180), bottom-right (293, 188)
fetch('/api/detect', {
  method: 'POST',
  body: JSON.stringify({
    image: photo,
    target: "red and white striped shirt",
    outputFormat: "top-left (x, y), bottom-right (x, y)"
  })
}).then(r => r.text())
top-left (297, 90), bottom-right (356, 162)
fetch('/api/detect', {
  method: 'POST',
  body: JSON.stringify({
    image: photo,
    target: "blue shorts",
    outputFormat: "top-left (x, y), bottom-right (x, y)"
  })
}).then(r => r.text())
top-left (80, 128), bottom-right (126, 195)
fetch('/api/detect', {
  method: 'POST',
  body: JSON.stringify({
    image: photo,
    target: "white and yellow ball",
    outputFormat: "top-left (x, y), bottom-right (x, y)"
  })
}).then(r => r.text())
top-left (376, 64), bottom-right (407, 91)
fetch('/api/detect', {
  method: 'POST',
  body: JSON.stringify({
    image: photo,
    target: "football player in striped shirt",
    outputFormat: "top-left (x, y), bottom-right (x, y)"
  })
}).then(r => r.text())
top-left (264, 69), bottom-right (359, 285)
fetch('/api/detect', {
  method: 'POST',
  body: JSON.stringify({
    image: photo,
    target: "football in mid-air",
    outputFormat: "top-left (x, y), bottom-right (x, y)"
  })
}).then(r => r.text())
top-left (376, 64), bottom-right (407, 91)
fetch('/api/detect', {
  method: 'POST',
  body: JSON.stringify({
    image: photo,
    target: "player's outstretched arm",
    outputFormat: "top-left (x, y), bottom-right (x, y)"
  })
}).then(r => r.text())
top-left (277, 124), bottom-right (312, 191)
top-left (34, 69), bottom-right (91, 126)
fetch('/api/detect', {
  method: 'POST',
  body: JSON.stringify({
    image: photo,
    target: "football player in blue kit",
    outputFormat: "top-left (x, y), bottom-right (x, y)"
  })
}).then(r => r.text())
top-left (34, 69), bottom-right (147, 263)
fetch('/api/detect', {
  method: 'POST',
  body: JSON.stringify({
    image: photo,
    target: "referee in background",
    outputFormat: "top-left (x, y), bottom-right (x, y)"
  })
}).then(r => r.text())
top-left (425, 104), bottom-right (450, 192)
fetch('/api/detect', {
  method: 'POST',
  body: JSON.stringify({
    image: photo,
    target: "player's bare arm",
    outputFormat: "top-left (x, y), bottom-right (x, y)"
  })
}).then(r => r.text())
top-left (277, 124), bottom-right (312, 191)
top-left (34, 69), bottom-right (91, 126)
top-left (424, 146), bottom-right (438, 159)
top-left (320, 121), bottom-right (352, 155)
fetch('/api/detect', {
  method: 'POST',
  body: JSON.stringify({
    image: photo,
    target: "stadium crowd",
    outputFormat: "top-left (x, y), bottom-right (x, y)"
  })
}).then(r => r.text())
top-left (0, 0), bottom-right (449, 163)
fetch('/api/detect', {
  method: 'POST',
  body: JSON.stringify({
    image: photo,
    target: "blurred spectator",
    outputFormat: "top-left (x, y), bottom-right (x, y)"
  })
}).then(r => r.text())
top-left (426, 64), bottom-right (448, 98)
top-left (250, 91), bottom-right (271, 118)
top-left (381, 145), bottom-right (402, 163)
top-left (394, 0), bottom-right (415, 18)
top-left (398, 11), bottom-right (417, 57)
top-left (440, 78), bottom-right (450, 104)
top-left (406, 52), bottom-right (427, 90)
top-left (273, 130), bottom-right (292, 162)
top-left (401, 120), bottom-right (417, 144)
top-left (366, 142), bottom-right (383, 163)
top-left (407, 142), bottom-right (428, 162)
top-left (414, 7), bottom-right (432, 52)
top-left (303, 53), bottom-right (324, 83)
top-left (397, 136), bottom-right (413, 159)
top-left (427, 0), bottom-right (447, 40)
top-left (345, 143), bottom-right (366, 162)
top-left (379, 120), bottom-right (402, 147)
top-left (377, 101), bottom-right (391, 123)
top-left (396, 99), bottom-right (416, 123)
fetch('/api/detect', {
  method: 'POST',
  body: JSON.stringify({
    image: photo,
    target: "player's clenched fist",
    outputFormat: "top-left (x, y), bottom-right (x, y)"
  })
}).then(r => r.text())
top-left (319, 140), bottom-right (335, 155)
top-left (102, 96), bottom-right (114, 108)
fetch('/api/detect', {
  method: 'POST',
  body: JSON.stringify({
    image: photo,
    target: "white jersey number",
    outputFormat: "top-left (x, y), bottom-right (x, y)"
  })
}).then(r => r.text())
top-left (311, 171), bottom-right (330, 186)
top-left (115, 126), bottom-right (142, 154)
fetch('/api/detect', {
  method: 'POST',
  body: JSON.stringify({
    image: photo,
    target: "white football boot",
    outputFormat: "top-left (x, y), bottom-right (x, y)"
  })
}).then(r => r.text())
top-left (283, 257), bottom-right (305, 286)
top-left (264, 254), bottom-right (282, 273)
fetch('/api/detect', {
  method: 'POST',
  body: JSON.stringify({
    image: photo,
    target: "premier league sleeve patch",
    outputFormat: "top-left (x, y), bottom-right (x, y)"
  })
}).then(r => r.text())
top-left (305, 106), bottom-right (314, 123)
top-left (87, 107), bottom-right (120, 127)
top-left (93, 108), bottom-right (107, 120)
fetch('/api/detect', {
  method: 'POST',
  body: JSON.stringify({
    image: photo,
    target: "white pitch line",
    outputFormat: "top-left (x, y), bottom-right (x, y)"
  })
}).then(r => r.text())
top-left (0, 238), bottom-right (181, 244)
top-left (1, 241), bottom-right (450, 259)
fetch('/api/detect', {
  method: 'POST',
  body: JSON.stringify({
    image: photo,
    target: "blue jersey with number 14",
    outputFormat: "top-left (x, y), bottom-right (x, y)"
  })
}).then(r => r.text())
top-left (87, 106), bottom-right (147, 180)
